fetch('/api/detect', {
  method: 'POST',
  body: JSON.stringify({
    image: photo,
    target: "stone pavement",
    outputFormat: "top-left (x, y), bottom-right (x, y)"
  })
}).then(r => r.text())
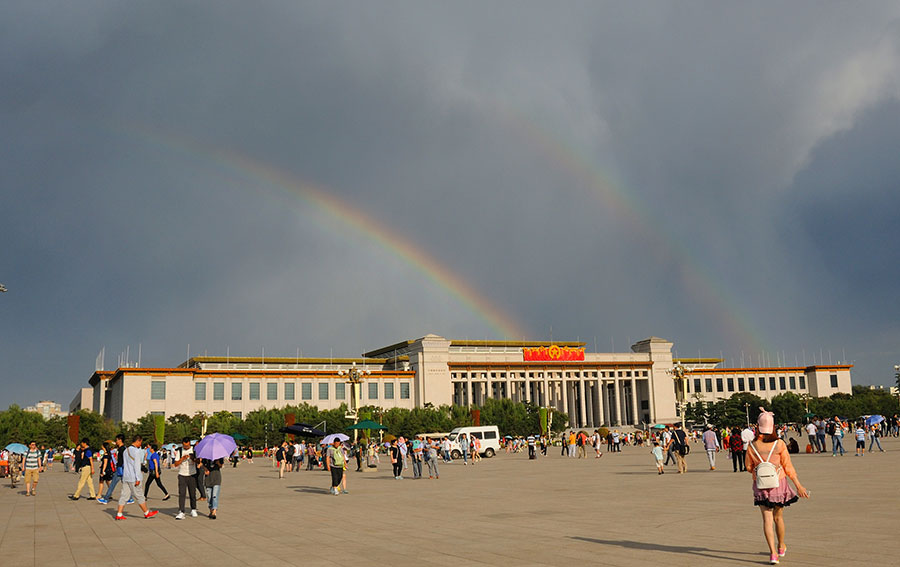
top-left (1, 436), bottom-right (898, 566)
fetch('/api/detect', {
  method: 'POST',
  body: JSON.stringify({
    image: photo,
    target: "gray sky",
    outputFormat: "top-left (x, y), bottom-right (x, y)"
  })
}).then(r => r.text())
top-left (2, 2), bottom-right (899, 408)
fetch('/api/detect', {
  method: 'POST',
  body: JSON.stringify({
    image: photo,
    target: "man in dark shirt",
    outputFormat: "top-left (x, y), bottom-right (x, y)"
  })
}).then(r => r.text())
top-left (70, 438), bottom-right (96, 500)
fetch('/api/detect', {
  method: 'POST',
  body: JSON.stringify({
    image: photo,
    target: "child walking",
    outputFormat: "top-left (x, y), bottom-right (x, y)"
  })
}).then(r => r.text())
top-left (652, 441), bottom-right (664, 474)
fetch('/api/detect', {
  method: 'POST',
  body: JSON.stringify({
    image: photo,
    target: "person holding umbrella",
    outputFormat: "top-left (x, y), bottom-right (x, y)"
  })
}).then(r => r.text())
top-left (202, 457), bottom-right (223, 519)
top-left (194, 433), bottom-right (236, 518)
top-left (326, 438), bottom-right (346, 495)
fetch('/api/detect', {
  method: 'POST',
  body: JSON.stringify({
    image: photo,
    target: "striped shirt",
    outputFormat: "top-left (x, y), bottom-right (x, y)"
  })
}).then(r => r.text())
top-left (24, 449), bottom-right (41, 470)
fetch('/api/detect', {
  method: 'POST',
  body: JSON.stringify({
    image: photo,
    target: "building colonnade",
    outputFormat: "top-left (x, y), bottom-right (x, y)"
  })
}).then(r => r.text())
top-left (448, 365), bottom-right (654, 428)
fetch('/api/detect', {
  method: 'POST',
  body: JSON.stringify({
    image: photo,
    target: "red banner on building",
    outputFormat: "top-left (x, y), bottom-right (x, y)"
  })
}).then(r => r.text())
top-left (285, 413), bottom-right (295, 440)
top-left (67, 415), bottom-right (80, 447)
top-left (523, 345), bottom-right (585, 361)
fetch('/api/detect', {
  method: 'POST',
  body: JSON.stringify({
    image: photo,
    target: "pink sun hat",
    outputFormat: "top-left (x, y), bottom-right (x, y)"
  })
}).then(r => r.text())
top-left (757, 407), bottom-right (775, 434)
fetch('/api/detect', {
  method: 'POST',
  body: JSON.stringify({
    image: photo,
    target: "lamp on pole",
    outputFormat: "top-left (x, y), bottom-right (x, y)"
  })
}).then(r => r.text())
top-left (668, 364), bottom-right (688, 430)
top-left (338, 361), bottom-right (370, 442)
top-left (744, 402), bottom-right (750, 427)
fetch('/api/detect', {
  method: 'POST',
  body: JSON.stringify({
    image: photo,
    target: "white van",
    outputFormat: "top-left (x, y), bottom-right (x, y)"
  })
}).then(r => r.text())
top-left (447, 425), bottom-right (501, 459)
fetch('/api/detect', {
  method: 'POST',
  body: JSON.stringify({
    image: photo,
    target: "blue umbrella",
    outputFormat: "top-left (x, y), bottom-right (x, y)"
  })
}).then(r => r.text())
top-left (865, 415), bottom-right (884, 426)
top-left (5, 443), bottom-right (28, 454)
top-left (194, 433), bottom-right (237, 460)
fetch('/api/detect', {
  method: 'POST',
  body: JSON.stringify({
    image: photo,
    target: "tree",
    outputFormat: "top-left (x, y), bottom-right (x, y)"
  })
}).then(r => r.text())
top-left (770, 392), bottom-right (805, 424)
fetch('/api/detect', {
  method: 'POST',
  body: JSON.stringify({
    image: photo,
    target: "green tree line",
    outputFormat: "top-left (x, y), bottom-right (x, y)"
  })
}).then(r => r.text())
top-left (0, 399), bottom-right (569, 449)
top-left (683, 386), bottom-right (899, 428)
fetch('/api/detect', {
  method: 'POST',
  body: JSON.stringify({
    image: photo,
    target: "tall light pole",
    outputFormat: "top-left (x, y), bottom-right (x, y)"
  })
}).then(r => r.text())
top-left (744, 403), bottom-right (750, 427)
top-left (339, 362), bottom-right (370, 442)
top-left (668, 364), bottom-right (688, 429)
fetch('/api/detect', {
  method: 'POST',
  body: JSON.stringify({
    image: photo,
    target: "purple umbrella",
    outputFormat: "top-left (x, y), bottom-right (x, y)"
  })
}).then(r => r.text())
top-left (194, 433), bottom-right (237, 460)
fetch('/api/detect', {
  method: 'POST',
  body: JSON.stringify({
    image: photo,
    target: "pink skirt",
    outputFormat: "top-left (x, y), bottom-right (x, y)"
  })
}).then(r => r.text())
top-left (752, 476), bottom-right (799, 508)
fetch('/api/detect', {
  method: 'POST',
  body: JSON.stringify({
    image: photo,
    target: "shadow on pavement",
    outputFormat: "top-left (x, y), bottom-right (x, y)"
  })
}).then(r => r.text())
top-left (570, 537), bottom-right (762, 564)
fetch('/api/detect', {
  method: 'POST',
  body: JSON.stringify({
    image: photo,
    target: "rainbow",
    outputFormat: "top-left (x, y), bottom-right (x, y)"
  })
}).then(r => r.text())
top-left (113, 122), bottom-right (527, 340)
top-left (496, 108), bottom-right (768, 354)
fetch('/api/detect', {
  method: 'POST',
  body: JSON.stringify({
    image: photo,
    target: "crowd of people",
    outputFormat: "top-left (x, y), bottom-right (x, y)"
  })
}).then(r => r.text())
top-left (3, 411), bottom-right (895, 562)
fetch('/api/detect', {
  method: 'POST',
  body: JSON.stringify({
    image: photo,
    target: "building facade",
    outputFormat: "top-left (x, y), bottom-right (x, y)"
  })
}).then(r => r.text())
top-left (24, 400), bottom-right (66, 419)
top-left (77, 334), bottom-right (853, 427)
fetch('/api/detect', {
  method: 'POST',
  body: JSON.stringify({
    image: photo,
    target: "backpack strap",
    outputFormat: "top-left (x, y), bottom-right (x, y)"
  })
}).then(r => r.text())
top-left (765, 440), bottom-right (778, 462)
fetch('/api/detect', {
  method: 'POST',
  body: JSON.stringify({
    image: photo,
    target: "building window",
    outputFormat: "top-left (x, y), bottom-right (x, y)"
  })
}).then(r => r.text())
top-left (368, 382), bottom-right (378, 400)
top-left (231, 411), bottom-right (242, 419)
top-left (716, 378), bottom-right (724, 392)
top-left (195, 382), bottom-right (206, 401)
top-left (284, 382), bottom-right (295, 400)
top-left (738, 377), bottom-right (745, 391)
top-left (232, 382), bottom-right (242, 400)
top-left (335, 382), bottom-right (346, 400)
top-left (400, 382), bottom-right (410, 399)
top-left (150, 411), bottom-right (165, 417)
top-left (384, 383), bottom-right (395, 399)
top-left (705, 378), bottom-right (713, 393)
top-left (748, 377), bottom-right (755, 391)
top-left (758, 377), bottom-right (765, 391)
top-left (301, 383), bottom-right (312, 400)
top-left (267, 382), bottom-right (278, 400)
top-left (830, 374), bottom-right (838, 388)
top-left (249, 383), bottom-right (260, 400)
top-left (799, 376), bottom-right (806, 389)
top-left (151, 381), bottom-right (166, 400)
top-left (693, 379), bottom-right (701, 393)
top-left (727, 378), bottom-right (735, 392)
top-left (213, 383), bottom-right (225, 400)
top-left (789, 376), bottom-right (796, 389)
top-left (318, 382), bottom-right (329, 400)
top-left (769, 377), bottom-right (776, 391)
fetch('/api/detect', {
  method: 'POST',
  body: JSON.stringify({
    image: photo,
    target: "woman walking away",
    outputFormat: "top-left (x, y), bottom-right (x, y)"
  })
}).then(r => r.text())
top-left (202, 457), bottom-right (223, 518)
top-left (390, 439), bottom-right (403, 480)
top-left (730, 427), bottom-right (745, 472)
top-left (745, 408), bottom-right (809, 565)
top-left (98, 442), bottom-right (114, 499)
top-left (144, 444), bottom-right (170, 500)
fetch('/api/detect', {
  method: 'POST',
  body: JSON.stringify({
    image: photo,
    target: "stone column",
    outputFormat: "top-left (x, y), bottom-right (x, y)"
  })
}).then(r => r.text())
top-left (630, 378), bottom-right (639, 426)
top-left (578, 379), bottom-right (587, 428)
top-left (612, 379), bottom-right (621, 425)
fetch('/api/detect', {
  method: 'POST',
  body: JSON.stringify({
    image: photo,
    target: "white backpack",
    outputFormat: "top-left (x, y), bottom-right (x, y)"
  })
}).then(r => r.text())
top-left (750, 441), bottom-right (781, 490)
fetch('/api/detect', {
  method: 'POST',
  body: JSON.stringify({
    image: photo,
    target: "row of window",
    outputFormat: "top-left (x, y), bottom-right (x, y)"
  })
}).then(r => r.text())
top-left (451, 370), bottom-right (649, 380)
top-left (688, 375), bottom-right (807, 395)
top-left (150, 380), bottom-right (411, 401)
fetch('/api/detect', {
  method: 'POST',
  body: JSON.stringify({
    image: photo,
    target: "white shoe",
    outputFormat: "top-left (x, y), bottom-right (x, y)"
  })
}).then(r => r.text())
top-left (190, 509), bottom-right (198, 517)
top-left (175, 512), bottom-right (185, 520)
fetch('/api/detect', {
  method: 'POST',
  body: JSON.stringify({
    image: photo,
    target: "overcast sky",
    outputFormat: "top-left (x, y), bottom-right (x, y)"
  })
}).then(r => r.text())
top-left (2, 2), bottom-right (899, 408)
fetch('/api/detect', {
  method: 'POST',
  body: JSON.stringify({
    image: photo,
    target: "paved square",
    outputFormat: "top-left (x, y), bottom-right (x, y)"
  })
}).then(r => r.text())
top-left (1, 437), bottom-right (897, 566)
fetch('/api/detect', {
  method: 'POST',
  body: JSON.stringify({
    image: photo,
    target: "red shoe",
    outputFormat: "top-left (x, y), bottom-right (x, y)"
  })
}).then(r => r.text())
top-left (144, 510), bottom-right (159, 519)
top-left (115, 514), bottom-right (127, 520)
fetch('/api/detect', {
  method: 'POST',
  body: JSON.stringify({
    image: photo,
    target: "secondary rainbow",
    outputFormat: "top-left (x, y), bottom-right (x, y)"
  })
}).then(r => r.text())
top-left (496, 107), bottom-right (768, 354)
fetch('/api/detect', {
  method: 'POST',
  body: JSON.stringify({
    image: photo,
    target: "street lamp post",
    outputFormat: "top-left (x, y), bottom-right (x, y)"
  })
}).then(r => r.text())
top-left (668, 364), bottom-right (688, 430)
top-left (894, 365), bottom-right (900, 407)
top-left (744, 403), bottom-right (750, 427)
top-left (339, 362), bottom-right (370, 442)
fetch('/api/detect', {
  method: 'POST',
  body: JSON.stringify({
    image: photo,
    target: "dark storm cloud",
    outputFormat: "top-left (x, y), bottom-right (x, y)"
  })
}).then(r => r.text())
top-left (2, 2), bottom-right (900, 406)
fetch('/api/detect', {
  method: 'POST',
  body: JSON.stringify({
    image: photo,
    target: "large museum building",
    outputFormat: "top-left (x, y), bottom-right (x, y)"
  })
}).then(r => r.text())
top-left (72, 334), bottom-right (853, 427)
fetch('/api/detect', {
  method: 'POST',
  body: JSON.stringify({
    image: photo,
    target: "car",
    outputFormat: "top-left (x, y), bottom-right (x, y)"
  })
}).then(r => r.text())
top-left (447, 425), bottom-right (501, 459)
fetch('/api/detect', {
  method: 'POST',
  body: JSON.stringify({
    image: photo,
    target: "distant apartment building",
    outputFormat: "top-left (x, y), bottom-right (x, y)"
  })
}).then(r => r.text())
top-left (24, 400), bottom-right (66, 419)
top-left (74, 334), bottom-right (853, 427)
